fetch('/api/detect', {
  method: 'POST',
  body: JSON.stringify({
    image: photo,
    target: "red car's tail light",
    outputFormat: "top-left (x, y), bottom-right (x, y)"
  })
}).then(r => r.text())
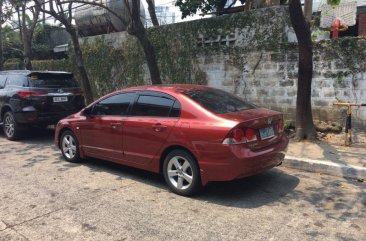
top-left (223, 127), bottom-right (257, 145)
top-left (233, 128), bottom-right (244, 142)
top-left (245, 128), bottom-right (256, 141)
top-left (17, 91), bottom-right (48, 98)
top-left (277, 120), bottom-right (284, 133)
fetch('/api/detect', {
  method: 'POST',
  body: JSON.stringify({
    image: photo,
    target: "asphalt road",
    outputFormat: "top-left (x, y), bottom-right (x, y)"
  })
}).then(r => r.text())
top-left (0, 127), bottom-right (365, 241)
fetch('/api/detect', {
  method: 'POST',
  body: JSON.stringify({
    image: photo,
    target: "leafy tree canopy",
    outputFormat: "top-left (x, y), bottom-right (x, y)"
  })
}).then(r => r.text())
top-left (175, 0), bottom-right (246, 19)
top-left (2, 26), bottom-right (23, 60)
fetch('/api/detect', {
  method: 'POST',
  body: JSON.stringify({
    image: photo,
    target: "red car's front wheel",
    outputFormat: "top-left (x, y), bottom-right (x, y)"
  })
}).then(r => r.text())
top-left (60, 130), bottom-right (81, 163)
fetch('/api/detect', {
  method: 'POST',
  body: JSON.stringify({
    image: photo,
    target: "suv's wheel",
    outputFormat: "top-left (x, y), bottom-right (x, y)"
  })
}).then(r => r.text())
top-left (163, 149), bottom-right (201, 196)
top-left (3, 112), bottom-right (21, 141)
top-left (60, 130), bottom-right (81, 163)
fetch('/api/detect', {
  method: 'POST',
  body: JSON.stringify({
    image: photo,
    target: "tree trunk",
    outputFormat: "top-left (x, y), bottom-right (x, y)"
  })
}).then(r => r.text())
top-left (23, 36), bottom-right (33, 70)
top-left (68, 27), bottom-right (94, 104)
top-left (304, 0), bottom-right (313, 22)
top-left (289, 0), bottom-right (317, 140)
top-left (21, 5), bottom-right (33, 70)
top-left (130, 0), bottom-right (161, 84)
top-left (216, 0), bottom-right (227, 15)
top-left (17, 7), bottom-right (23, 42)
top-left (134, 28), bottom-right (161, 85)
top-left (146, 0), bottom-right (159, 26)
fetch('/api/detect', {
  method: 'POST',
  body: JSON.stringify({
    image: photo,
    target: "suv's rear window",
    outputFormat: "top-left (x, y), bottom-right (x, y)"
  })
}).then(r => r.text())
top-left (184, 88), bottom-right (255, 114)
top-left (28, 74), bottom-right (79, 88)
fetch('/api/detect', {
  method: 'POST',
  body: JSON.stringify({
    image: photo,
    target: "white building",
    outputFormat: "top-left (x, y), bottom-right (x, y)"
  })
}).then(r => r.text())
top-left (145, 5), bottom-right (176, 27)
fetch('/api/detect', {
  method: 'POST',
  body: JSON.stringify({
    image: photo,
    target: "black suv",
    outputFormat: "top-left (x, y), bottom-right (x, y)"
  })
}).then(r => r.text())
top-left (0, 70), bottom-right (85, 140)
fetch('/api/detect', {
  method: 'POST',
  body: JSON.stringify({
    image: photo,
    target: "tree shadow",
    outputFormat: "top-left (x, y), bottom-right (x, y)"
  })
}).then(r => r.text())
top-left (287, 138), bottom-right (366, 221)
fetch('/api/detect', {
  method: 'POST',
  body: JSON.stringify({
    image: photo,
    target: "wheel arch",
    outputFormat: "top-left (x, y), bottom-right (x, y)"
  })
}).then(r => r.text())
top-left (159, 145), bottom-right (199, 173)
top-left (1, 105), bottom-right (13, 121)
top-left (57, 127), bottom-right (74, 148)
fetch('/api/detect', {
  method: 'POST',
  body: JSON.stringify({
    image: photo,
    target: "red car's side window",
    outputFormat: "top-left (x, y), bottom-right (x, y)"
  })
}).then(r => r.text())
top-left (91, 92), bottom-right (135, 116)
top-left (130, 95), bottom-right (180, 118)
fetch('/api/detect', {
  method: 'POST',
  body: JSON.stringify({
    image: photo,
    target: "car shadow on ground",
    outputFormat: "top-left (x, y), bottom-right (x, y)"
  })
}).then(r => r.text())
top-left (62, 155), bottom-right (301, 209)
top-left (0, 125), bottom-right (55, 143)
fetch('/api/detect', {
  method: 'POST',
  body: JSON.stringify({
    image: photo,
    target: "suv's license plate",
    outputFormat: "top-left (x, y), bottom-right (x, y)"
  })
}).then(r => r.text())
top-left (53, 97), bottom-right (68, 102)
top-left (259, 126), bottom-right (275, 140)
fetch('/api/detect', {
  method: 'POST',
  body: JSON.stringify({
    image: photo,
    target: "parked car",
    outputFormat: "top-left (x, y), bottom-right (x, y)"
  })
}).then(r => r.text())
top-left (55, 85), bottom-right (288, 196)
top-left (0, 70), bottom-right (85, 140)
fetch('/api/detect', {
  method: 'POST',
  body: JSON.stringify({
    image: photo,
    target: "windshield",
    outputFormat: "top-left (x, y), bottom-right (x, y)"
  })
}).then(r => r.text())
top-left (184, 88), bottom-right (255, 114)
top-left (28, 73), bottom-right (79, 88)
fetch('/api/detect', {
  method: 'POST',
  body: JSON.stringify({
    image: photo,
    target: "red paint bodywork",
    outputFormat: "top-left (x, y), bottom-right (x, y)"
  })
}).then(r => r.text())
top-left (55, 85), bottom-right (289, 186)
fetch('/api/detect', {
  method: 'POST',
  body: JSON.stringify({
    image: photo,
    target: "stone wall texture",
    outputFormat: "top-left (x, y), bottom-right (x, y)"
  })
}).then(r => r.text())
top-left (198, 44), bottom-right (366, 129)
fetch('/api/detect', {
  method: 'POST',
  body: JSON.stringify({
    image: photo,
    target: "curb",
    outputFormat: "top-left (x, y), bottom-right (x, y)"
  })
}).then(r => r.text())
top-left (283, 156), bottom-right (366, 180)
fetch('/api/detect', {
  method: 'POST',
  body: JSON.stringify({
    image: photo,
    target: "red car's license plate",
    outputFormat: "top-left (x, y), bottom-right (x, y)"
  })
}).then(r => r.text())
top-left (259, 126), bottom-right (274, 140)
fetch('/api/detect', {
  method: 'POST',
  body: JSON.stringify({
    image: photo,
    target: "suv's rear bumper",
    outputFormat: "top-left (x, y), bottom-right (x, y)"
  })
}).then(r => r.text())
top-left (14, 110), bottom-right (77, 125)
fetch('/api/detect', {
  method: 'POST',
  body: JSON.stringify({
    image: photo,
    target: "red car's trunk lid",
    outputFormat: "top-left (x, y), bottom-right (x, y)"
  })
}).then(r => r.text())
top-left (219, 108), bottom-right (284, 150)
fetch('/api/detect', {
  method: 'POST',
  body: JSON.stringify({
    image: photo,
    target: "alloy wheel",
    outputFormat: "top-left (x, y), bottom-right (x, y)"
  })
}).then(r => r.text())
top-left (167, 156), bottom-right (193, 190)
top-left (62, 134), bottom-right (77, 160)
top-left (4, 114), bottom-right (15, 138)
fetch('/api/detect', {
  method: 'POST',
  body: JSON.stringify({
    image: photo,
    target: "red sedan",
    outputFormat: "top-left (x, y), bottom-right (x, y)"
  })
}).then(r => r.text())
top-left (55, 85), bottom-right (288, 196)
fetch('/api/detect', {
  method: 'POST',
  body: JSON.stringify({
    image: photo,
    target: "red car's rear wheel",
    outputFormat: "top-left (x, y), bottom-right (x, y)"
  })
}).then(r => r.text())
top-left (163, 149), bottom-right (201, 196)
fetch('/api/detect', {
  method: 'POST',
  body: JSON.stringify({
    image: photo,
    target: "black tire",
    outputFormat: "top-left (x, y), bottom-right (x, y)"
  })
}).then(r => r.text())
top-left (163, 149), bottom-right (201, 196)
top-left (60, 130), bottom-right (81, 163)
top-left (3, 111), bottom-right (22, 141)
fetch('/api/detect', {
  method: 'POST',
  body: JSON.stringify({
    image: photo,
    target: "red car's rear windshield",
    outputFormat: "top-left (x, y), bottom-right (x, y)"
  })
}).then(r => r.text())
top-left (183, 88), bottom-right (255, 114)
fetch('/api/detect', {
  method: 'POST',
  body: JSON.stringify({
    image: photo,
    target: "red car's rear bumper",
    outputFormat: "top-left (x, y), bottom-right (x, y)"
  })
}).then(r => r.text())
top-left (198, 135), bottom-right (288, 186)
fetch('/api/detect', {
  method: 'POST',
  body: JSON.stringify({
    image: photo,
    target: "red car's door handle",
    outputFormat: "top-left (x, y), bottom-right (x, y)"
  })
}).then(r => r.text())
top-left (152, 123), bottom-right (167, 132)
top-left (110, 123), bottom-right (122, 129)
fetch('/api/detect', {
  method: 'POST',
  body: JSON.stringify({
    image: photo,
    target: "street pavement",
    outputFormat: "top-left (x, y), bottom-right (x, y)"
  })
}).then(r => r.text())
top-left (0, 128), bottom-right (365, 241)
top-left (284, 135), bottom-right (366, 180)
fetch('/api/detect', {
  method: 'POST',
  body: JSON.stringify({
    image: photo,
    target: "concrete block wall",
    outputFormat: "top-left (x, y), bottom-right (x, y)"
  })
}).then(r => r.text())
top-left (198, 47), bottom-right (366, 129)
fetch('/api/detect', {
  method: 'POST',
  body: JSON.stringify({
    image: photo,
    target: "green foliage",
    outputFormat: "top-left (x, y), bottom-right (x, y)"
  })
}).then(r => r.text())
top-left (32, 59), bottom-right (71, 71)
top-left (149, 6), bottom-right (287, 83)
top-left (32, 24), bottom-right (61, 60)
top-left (326, 0), bottom-right (341, 6)
top-left (29, 7), bottom-right (288, 93)
top-left (77, 36), bottom-right (145, 97)
top-left (33, 24), bottom-right (53, 45)
top-left (318, 37), bottom-right (366, 87)
top-left (284, 121), bottom-right (294, 130)
top-left (32, 43), bottom-right (52, 60)
top-left (175, 0), bottom-right (246, 19)
top-left (2, 26), bottom-right (23, 61)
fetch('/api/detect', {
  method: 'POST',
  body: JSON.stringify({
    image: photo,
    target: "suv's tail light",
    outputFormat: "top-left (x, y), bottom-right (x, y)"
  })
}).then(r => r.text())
top-left (223, 127), bottom-right (257, 145)
top-left (17, 91), bottom-right (48, 98)
top-left (73, 90), bottom-right (84, 96)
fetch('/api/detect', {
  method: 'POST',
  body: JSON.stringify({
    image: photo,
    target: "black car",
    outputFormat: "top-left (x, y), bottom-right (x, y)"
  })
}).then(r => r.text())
top-left (0, 70), bottom-right (85, 140)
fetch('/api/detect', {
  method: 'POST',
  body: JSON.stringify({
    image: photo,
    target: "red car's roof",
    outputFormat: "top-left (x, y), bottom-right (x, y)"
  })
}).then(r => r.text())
top-left (120, 84), bottom-right (210, 94)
